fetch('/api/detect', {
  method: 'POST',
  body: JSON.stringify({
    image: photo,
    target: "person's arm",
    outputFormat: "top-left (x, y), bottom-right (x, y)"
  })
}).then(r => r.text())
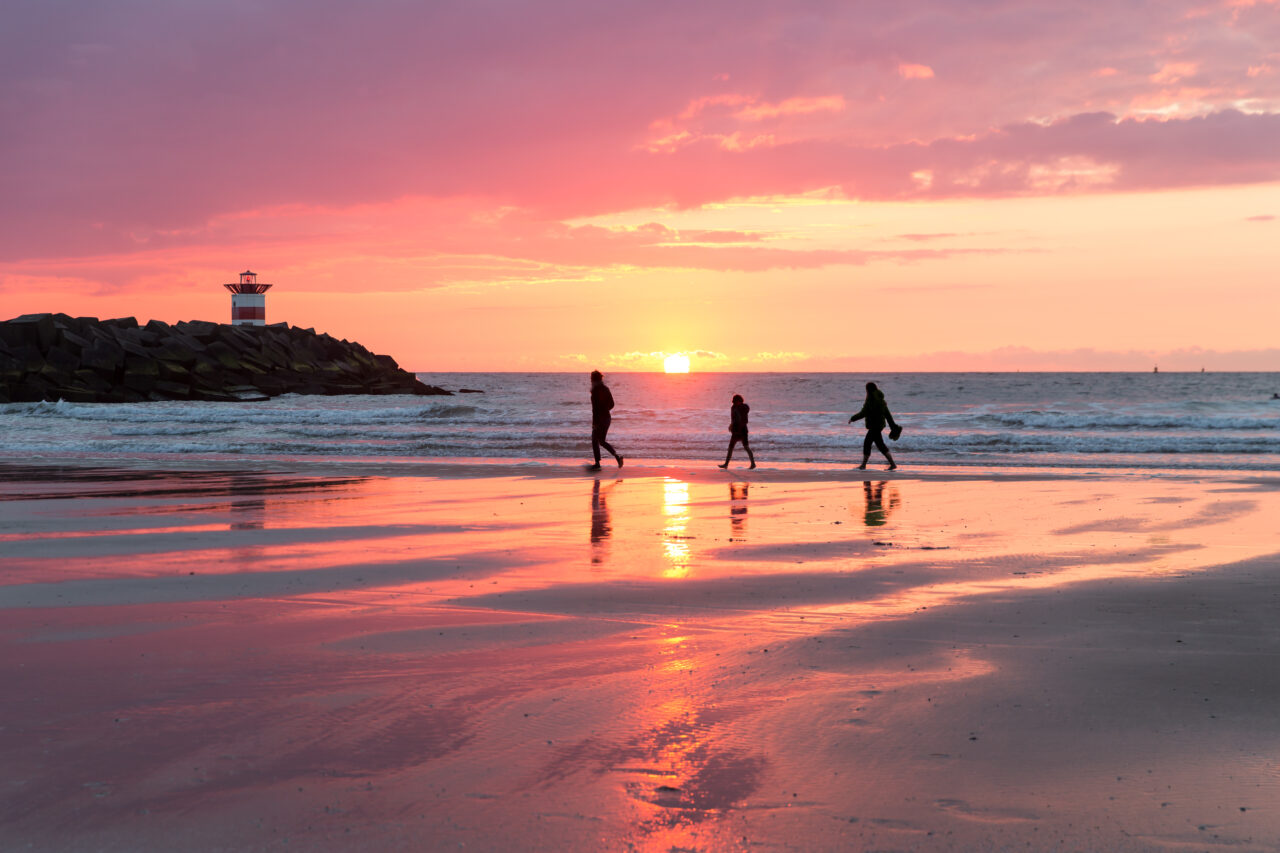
top-left (884, 400), bottom-right (898, 429)
top-left (605, 388), bottom-right (615, 411)
top-left (848, 405), bottom-right (866, 424)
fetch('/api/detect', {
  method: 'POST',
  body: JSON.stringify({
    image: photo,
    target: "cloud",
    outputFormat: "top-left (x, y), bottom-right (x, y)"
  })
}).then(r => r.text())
top-left (750, 351), bottom-right (812, 364)
top-left (645, 92), bottom-right (845, 153)
top-left (602, 351), bottom-right (669, 370)
top-left (4, 0), bottom-right (1280, 266)
top-left (892, 232), bottom-right (962, 242)
top-left (638, 109), bottom-right (1280, 208)
top-left (733, 95), bottom-right (847, 121)
top-left (0, 196), bottom-right (1021, 296)
top-left (1151, 61), bottom-right (1200, 85)
top-left (815, 346), bottom-right (1280, 371)
top-left (559, 346), bottom-right (1280, 372)
top-left (10, 105), bottom-right (1279, 270)
top-left (897, 63), bottom-right (935, 79)
top-left (1245, 213), bottom-right (1275, 221)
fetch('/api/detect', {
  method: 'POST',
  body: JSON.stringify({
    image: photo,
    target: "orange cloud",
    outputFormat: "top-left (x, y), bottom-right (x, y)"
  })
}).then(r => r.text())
top-left (1151, 61), bottom-right (1200, 84)
top-left (734, 95), bottom-right (847, 121)
top-left (645, 92), bottom-right (846, 153)
top-left (897, 63), bottom-right (935, 79)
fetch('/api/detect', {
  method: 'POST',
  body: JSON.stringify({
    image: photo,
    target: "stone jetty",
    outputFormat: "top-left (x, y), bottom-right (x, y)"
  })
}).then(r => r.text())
top-left (0, 314), bottom-right (450, 403)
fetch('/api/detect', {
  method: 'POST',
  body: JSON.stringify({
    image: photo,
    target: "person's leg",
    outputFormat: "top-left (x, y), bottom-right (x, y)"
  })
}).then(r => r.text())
top-left (743, 437), bottom-right (756, 468)
top-left (859, 431), bottom-right (873, 469)
top-left (597, 420), bottom-right (622, 466)
top-left (600, 439), bottom-right (620, 463)
top-left (719, 437), bottom-right (738, 467)
top-left (872, 432), bottom-right (896, 470)
top-left (591, 421), bottom-right (605, 466)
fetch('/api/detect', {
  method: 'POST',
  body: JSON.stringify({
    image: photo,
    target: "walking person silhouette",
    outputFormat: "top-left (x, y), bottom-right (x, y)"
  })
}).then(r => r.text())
top-left (718, 394), bottom-right (756, 469)
top-left (849, 381), bottom-right (899, 471)
top-left (588, 370), bottom-right (623, 470)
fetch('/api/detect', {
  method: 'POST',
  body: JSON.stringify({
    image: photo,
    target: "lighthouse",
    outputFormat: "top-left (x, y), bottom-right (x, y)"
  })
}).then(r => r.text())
top-left (223, 270), bottom-right (272, 326)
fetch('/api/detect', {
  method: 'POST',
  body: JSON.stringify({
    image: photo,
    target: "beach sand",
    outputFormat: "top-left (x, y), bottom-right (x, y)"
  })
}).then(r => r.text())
top-left (3, 460), bottom-right (1280, 851)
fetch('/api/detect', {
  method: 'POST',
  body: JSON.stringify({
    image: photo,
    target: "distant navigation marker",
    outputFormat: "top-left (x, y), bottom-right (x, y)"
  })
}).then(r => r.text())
top-left (223, 270), bottom-right (273, 326)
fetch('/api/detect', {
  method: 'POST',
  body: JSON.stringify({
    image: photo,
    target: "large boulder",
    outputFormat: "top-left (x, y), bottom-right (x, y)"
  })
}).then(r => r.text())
top-left (1, 314), bottom-right (56, 350)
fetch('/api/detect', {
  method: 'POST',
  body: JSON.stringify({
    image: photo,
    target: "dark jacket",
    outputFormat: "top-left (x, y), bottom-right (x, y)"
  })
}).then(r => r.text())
top-left (850, 389), bottom-right (896, 432)
top-left (591, 384), bottom-right (614, 423)
top-left (730, 402), bottom-right (750, 436)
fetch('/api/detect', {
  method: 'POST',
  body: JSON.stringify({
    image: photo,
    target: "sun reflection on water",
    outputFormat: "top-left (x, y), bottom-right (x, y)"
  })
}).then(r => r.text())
top-left (658, 634), bottom-right (695, 673)
top-left (662, 479), bottom-right (691, 578)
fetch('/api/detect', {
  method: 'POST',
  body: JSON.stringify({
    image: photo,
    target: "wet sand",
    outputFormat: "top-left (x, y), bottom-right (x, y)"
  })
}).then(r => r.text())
top-left (3, 461), bottom-right (1280, 851)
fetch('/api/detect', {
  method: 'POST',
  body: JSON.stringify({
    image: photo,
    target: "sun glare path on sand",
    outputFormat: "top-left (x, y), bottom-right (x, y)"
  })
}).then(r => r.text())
top-left (663, 353), bottom-right (691, 373)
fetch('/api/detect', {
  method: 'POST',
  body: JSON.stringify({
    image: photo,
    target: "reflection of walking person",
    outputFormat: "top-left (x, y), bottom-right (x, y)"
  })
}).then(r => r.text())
top-left (590, 478), bottom-right (615, 564)
top-left (862, 480), bottom-right (900, 527)
top-left (729, 481), bottom-right (749, 536)
top-left (718, 394), bottom-right (756, 469)
top-left (590, 479), bottom-right (612, 546)
top-left (849, 381), bottom-right (898, 471)
top-left (588, 370), bottom-right (623, 470)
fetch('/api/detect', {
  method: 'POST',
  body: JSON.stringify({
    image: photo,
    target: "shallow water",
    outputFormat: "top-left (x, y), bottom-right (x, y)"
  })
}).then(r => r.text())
top-left (2, 371), bottom-right (1278, 470)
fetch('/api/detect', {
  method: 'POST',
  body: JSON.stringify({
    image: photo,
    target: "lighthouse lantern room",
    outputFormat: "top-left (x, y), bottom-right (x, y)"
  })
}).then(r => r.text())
top-left (223, 270), bottom-right (273, 326)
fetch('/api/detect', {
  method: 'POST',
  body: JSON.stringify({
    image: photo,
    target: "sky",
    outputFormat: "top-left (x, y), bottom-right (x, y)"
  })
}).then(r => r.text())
top-left (2, 0), bottom-right (1278, 371)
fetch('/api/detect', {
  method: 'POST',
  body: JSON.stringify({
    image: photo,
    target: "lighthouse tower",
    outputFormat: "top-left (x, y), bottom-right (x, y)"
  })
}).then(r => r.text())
top-left (223, 270), bottom-right (272, 326)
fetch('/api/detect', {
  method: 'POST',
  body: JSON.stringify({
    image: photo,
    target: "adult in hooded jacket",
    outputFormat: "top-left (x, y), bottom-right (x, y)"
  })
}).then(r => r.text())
top-left (849, 381), bottom-right (899, 470)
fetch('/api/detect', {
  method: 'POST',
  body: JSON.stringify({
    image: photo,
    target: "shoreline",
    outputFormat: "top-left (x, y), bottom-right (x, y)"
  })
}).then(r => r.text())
top-left (3, 453), bottom-right (1278, 488)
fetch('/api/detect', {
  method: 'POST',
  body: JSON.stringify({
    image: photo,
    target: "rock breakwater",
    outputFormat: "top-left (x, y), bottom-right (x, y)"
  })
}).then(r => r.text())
top-left (0, 314), bottom-right (450, 403)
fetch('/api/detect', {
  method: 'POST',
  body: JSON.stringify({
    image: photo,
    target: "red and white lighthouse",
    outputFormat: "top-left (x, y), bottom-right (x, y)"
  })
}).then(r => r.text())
top-left (223, 270), bottom-right (272, 326)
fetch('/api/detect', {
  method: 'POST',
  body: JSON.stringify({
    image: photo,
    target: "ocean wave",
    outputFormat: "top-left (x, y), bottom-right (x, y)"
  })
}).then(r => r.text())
top-left (2, 428), bottom-right (1276, 460)
top-left (969, 411), bottom-right (1279, 431)
top-left (108, 425), bottom-right (237, 437)
top-left (414, 405), bottom-right (478, 419)
top-left (5, 399), bottom-right (485, 427)
top-left (4, 371), bottom-right (1279, 470)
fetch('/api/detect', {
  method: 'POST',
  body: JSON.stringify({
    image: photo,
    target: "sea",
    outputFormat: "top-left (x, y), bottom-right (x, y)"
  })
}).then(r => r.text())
top-left (2, 372), bottom-right (1278, 472)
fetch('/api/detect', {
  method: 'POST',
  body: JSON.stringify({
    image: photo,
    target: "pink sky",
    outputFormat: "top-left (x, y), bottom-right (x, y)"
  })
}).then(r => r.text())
top-left (3, 0), bottom-right (1278, 370)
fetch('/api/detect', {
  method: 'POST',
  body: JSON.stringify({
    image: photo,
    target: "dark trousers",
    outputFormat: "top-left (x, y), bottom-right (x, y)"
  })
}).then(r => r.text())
top-left (592, 417), bottom-right (617, 463)
top-left (863, 428), bottom-right (889, 459)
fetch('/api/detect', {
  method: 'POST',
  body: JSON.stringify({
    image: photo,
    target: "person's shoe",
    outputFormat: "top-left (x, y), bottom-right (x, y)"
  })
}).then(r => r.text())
top-left (749, 463), bottom-right (756, 469)
top-left (587, 463), bottom-right (602, 471)
top-left (887, 464), bottom-right (897, 471)
top-left (717, 462), bottom-right (729, 468)
top-left (616, 456), bottom-right (624, 468)
top-left (856, 463), bottom-right (867, 470)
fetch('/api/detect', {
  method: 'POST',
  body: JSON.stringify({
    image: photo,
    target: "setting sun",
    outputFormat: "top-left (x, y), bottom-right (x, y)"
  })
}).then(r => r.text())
top-left (663, 353), bottom-right (691, 373)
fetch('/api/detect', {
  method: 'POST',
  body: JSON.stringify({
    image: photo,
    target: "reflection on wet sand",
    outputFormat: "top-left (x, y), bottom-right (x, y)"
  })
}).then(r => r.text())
top-left (862, 480), bottom-right (900, 527)
top-left (0, 465), bottom-right (366, 504)
top-left (626, 636), bottom-right (769, 846)
top-left (7, 466), bottom-right (1280, 850)
top-left (590, 478), bottom-right (616, 565)
top-left (662, 478), bottom-right (691, 578)
top-left (729, 481), bottom-right (748, 539)
top-left (228, 475), bottom-right (268, 531)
